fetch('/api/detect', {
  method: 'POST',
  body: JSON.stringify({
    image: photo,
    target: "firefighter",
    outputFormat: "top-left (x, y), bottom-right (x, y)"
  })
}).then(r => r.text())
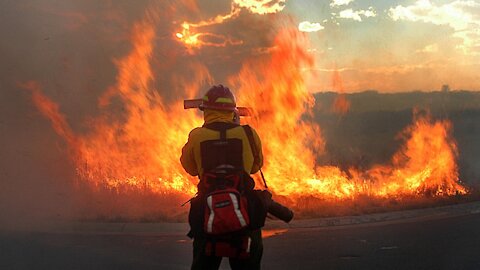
top-left (180, 84), bottom-right (264, 270)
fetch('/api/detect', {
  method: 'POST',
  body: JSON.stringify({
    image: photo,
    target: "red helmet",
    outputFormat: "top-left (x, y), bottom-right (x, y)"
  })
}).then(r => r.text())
top-left (200, 84), bottom-right (236, 111)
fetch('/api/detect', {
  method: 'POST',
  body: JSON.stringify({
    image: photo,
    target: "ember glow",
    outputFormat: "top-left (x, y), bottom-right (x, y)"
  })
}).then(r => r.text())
top-left (175, 5), bottom-right (241, 50)
top-left (176, 20), bottom-right (243, 50)
top-left (25, 5), bottom-right (467, 215)
top-left (175, 0), bottom-right (286, 50)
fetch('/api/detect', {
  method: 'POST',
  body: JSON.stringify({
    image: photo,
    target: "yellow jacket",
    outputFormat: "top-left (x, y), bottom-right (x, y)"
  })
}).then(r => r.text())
top-left (180, 109), bottom-right (263, 177)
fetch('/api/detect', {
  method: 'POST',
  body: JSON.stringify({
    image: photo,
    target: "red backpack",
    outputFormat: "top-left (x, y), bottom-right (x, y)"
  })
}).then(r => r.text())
top-left (202, 172), bottom-right (250, 235)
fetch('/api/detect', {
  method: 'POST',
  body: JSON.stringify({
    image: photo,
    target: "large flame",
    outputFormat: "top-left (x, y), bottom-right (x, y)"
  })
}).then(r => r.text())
top-left (24, 9), bottom-right (467, 218)
top-left (25, 15), bottom-right (202, 198)
top-left (232, 28), bottom-right (466, 198)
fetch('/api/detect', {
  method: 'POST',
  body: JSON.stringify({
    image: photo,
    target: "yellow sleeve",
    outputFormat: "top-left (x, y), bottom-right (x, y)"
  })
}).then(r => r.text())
top-left (180, 129), bottom-right (199, 176)
top-left (250, 128), bottom-right (264, 174)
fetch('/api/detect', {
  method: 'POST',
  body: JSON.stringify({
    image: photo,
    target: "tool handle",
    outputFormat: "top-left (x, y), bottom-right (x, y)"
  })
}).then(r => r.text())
top-left (184, 99), bottom-right (252, 116)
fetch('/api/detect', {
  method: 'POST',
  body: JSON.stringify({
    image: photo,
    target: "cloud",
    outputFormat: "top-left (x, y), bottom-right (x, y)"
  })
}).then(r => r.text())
top-left (233, 0), bottom-right (286, 14)
top-left (389, 0), bottom-right (480, 55)
top-left (330, 0), bottom-right (354, 7)
top-left (416, 43), bottom-right (439, 53)
top-left (338, 9), bottom-right (361, 21)
top-left (298, 21), bottom-right (325, 32)
top-left (338, 7), bottom-right (376, 22)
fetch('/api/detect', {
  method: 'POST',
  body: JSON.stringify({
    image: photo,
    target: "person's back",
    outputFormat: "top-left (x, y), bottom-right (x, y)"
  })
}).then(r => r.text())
top-left (180, 85), bottom-right (264, 270)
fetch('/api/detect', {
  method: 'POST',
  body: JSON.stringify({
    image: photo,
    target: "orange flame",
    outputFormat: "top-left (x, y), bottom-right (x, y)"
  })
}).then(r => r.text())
top-left (21, 81), bottom-right (78, 149)
top-left (25, 15), bottom-right (202, 197)
top-left (232, 28), bottom-right (466, 198)
top-left (25, 11), bottom-right (467, 217)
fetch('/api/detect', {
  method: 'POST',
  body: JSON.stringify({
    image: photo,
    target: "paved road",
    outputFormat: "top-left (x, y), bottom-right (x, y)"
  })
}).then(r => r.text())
top-left (1, 213), bottom-right (480, 270)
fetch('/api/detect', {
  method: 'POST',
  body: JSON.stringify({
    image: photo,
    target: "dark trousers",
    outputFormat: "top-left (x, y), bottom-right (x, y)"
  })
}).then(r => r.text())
top-left (191, 229), bottom-right (263, 270)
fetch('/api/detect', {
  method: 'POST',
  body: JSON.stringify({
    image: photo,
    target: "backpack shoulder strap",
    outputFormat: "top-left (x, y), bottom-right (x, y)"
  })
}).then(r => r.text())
top-left (203, 122), bottom-right (238, 140)
top-left (242, 125), bottom-right (260, 165)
